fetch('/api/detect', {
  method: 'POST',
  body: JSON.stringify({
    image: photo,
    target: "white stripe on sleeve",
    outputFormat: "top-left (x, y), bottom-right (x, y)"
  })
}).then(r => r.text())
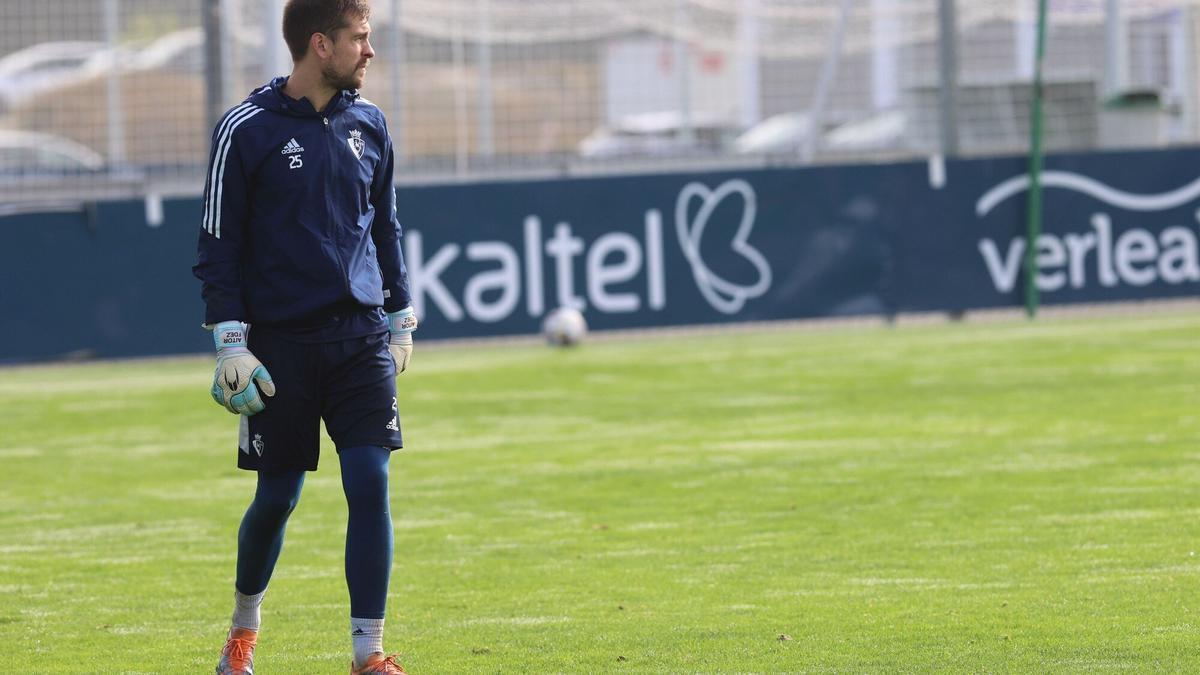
top-left (203, 104), bottom-right (262, 238)
top-left (211, 108), bottom-right (263, 239)
top-left (202, 103), bottom-right (251, 234)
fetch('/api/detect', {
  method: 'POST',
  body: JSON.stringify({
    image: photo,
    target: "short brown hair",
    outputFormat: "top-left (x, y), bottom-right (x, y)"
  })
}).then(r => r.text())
top-left (282, 0), bottom-right (371, 61)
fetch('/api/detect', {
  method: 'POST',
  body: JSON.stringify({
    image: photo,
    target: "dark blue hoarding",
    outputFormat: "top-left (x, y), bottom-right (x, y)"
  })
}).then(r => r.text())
top-left (0, 198), bottom-right (211, 362)
top-left (397, 167), bottom-right (897, 337)
top-left (894, 149), bottom-right (1200, 311)
top-left (2, 147), bottom-right (1199, 361)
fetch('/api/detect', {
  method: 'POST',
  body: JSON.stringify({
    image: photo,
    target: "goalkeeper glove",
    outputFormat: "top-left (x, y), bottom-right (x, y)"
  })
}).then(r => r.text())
top-left (387, 306), bottom-right (418, 374)
top-left (210, 321), bottom-right (276, 416)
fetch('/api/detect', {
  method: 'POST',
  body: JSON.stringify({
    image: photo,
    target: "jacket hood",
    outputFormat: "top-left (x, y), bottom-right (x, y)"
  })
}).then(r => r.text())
top-left (246, 76), bottom-right (360, 117)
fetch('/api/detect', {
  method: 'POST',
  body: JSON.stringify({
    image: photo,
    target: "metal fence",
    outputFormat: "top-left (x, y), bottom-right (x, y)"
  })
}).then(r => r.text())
top-left (1, 0), bottom-right (1198, 209)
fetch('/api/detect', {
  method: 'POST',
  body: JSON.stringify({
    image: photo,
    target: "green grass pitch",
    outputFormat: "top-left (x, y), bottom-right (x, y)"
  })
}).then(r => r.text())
top-left (1, 310), bottom-right (1198, 673)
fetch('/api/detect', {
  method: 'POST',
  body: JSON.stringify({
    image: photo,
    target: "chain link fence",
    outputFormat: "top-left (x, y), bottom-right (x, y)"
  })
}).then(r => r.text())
top-left (1, 0), bottom-right (1197, 209)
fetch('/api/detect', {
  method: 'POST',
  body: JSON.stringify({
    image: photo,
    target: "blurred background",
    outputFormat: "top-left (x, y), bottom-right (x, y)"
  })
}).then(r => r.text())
top-left (7, 7), bottom-right (1200, 673)
top-left (1, 0), bottom-right (1196, 208)
top-left (4, 0), bottom-right (1200, 362)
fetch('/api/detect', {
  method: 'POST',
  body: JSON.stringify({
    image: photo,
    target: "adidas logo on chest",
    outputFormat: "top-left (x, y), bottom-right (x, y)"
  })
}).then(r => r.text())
top-left (281, 138), bottom-right (304, 155)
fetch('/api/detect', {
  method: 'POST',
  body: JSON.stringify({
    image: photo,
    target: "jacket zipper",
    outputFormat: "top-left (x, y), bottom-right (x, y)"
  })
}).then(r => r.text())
top-left (323, 114), bottom-right (353, 299)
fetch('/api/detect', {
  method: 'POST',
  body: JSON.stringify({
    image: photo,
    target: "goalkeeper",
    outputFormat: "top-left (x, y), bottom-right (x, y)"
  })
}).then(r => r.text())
top-left (192, 1), bottom-right (414, 672)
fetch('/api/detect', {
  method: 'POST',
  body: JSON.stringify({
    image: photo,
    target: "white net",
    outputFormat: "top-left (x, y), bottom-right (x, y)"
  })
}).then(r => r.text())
top-left (1, 0), bottom-right (1198, 206)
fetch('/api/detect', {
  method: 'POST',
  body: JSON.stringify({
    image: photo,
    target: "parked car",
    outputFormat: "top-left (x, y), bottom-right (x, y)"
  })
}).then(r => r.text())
top-left (0, 41), bottom-right (124, 112)
top-left (129, 27), bottom-right (264, 73)
top-left (732, 112), bottom-right (813, 155)
top-left (0, 129), bottom-right (105, 174)
top-left (0, 29), bottom-right (264, 111)
top-left (734, 110), bottom-right (911, 157)
top-left (578, 111), bottom-right (740, 159)
top-left (823, 110), bottom-right (909, 154)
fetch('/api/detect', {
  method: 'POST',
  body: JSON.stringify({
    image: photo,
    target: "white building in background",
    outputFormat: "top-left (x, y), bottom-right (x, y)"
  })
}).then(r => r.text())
top-left (2, 0), bottom-right (1200, 186)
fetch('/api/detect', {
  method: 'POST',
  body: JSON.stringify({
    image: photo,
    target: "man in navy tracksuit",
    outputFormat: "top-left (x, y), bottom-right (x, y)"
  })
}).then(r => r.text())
top-left (193, 2), bottom-right (413, 673)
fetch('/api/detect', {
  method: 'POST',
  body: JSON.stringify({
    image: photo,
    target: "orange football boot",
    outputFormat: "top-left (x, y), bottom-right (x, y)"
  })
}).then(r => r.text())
top-left (215, 627), bottom-right (257, 675)
top-left (350, 652), bottom-right (408, 674)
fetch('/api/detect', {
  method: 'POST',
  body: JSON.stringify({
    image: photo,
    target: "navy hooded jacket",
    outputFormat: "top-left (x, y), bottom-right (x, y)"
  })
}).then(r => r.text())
top-left (193, 77), bottom-right (411, 337)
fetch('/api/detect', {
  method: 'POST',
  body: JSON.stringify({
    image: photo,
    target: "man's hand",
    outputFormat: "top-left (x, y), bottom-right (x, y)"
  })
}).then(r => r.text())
top-left (210, 321), bottom-right (276, 415)
top-left (387, 307), bottom-right (418, 374)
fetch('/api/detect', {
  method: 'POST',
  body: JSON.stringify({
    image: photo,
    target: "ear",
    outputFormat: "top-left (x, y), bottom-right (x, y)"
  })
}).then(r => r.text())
top-left (310, 32), bottom-right (333, 59)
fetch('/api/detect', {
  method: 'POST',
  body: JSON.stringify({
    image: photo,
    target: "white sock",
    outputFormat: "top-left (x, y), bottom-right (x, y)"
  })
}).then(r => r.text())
top-left (231, 589), bottom-right (265, 632)
top-left (350, 617), bottom-right (385, 666)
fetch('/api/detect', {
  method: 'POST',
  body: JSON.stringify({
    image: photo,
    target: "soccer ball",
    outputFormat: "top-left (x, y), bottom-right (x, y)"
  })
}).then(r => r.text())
top-left (542, 307), bottom-right (588, 346)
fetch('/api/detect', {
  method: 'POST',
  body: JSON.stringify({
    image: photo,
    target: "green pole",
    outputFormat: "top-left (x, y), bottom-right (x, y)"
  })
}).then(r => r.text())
top-left (1024, 0), bottom-right (1050, 318)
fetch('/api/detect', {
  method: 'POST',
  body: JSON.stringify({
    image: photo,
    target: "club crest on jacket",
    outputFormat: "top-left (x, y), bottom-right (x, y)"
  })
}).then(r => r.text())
top-left (347, 129), bottom-right (365, 159)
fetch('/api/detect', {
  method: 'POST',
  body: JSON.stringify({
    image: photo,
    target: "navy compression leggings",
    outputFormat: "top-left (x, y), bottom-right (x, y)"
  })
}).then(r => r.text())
top-left (234, 445), bottom-right (394, 619)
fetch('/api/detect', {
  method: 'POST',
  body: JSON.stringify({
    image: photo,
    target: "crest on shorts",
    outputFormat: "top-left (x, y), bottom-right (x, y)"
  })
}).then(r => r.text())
top-left (252, 433), bottom-right (265, 456)
top-left (347, 129), bottom-right (365, 160)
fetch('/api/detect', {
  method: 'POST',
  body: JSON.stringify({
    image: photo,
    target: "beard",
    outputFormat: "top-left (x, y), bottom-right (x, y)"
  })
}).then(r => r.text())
top-left (322, 61), bottom-right (366, 91)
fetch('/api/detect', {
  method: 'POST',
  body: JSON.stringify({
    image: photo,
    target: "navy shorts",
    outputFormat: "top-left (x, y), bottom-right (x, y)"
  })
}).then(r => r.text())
top-left (236, 328), bottom-right (403, 472)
